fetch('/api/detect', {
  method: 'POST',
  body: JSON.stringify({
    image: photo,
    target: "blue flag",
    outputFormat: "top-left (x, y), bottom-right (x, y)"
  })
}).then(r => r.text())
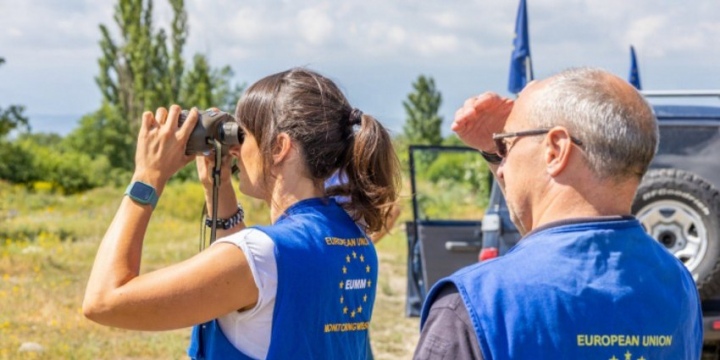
top-left (629, 45), bottom-right (641, 90)
top-left (508, 0), bottom-right (533, 94)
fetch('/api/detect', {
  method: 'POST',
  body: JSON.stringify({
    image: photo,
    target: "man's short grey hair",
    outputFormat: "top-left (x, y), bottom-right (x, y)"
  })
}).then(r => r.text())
top-left (530, 67), bottom-right (658, 180)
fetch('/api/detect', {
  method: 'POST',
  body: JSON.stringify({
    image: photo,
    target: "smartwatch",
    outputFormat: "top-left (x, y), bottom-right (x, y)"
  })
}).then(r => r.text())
top-left (125, 181), bottom-right (159, 209)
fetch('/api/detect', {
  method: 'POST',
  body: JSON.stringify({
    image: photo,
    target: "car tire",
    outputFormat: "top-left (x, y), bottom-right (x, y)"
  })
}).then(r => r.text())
top-left (633, 169), bottom-right (720, 300)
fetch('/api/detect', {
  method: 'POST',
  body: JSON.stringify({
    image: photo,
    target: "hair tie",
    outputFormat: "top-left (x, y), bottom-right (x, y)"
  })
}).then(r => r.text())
top-left (349, 108), bottom-right (363, 126)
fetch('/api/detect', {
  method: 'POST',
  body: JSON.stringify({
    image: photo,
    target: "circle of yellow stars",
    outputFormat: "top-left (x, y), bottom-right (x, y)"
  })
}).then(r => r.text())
top-left (609, 351), bottom-right (645, 360)
top-left (339, 250), bottom-right (372, 319)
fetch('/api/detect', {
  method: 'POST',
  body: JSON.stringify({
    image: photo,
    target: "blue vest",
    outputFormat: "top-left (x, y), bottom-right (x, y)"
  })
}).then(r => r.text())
top-left (421, 218), bottom-right (702, 360)
top-left (188, 198), bottom-right (378, 359)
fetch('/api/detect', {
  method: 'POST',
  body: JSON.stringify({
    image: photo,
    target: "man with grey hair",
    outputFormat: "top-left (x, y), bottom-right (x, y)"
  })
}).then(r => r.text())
top-left (413, 68), bottom-right (702, 360)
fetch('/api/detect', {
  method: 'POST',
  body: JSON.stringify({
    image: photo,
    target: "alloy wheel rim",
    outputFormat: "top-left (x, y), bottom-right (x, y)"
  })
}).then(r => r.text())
top-left (636, 199), bottom-right (708, 277)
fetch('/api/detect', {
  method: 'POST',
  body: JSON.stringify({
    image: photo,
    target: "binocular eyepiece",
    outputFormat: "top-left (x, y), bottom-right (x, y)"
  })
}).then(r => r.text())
top-left (178, 109), bottom-right (244, 155)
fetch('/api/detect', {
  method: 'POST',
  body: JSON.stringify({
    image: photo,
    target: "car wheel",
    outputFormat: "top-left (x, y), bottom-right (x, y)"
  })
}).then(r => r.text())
top-left (633, 169), bottom-right (720, 300)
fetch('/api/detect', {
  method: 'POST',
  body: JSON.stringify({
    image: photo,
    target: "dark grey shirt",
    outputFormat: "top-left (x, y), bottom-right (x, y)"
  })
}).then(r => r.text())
top-left (412, 284), bottom-right (483, 360)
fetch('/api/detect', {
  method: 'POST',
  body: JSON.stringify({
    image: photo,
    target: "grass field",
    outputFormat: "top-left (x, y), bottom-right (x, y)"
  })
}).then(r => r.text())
top-left (0, 181), bottom-right (421, 359)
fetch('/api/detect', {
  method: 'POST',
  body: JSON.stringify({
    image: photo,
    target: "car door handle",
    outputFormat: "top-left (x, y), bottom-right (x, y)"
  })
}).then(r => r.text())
top-left (445, 241), bottom-right (482, 252)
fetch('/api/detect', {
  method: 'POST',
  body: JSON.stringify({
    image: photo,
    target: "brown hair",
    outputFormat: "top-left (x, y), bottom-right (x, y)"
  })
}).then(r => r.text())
top-left (235, 68), bottom-right (400, 233)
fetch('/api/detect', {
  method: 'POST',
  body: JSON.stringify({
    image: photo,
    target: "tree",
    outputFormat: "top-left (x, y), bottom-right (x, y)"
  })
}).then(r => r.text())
top-left (0, 58), bottom-right (30, 138)
top-left (96, 0), bottom-right (244, 127)
top-left (0, 141), bottom-right (37, 185)
top-left (0, 105), bottom-right (30, 138)
top-left (88, 0), bottom-right (243, 174)
top-left (16, 132), bottom-right (63, 147)
top-left (180, 53), bottom-right (212, 110)
top-left (211, 65), bottom-right (246, 113)
top-left (96, 0), bottom-right (188, 132)
top-left (168, 0), bottom-right (187, 103)
top-left (181, 54), bottom-right (245, 112)
top-left (403, 75), bottom-right (443, 146)
top-left (63, 103), bottom-right (135, 171)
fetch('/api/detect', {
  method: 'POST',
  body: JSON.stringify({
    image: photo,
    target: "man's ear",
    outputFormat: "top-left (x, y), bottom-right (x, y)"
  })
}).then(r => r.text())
top-left (544, 127), bottom-right (573, 177)
top-left (272, 133), bottom-right (293, 165)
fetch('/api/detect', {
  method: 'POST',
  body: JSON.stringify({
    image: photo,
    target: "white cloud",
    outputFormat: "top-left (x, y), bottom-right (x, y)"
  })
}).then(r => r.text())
top-left (388, 26), bottom-right (407, 45)
top-left (625, 16), bottom-right (668, 56)
top-left (181, 0), bottom-right (515, 61)
top-left (623, 14), bottom-right (720, 58)
top-left (227, 7), bottom-right (287, 44)
top-left (8, 27), bottom-right (22, 37)
top-left (0, 0), bottom-right (109, 51)
top-left (430, 11), bottom-right (461, 29)
top-left (0, 0), bottom-right (719, 131)
top-left (417, 34), bottom-right (460, 56)
top-left (297, 8), bottom-right (335, 46)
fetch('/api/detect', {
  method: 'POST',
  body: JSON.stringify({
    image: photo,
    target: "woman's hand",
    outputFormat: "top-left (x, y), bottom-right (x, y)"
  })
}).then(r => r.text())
top-left (196, 152), bottom-right (235, 189)
top-left (133, 105), bottom-right (198, 187)
top-left (196, 150), bottom-right (242, 223)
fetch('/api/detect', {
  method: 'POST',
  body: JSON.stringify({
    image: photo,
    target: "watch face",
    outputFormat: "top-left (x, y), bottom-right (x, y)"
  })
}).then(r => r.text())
top-left (130, 182), bottom-right (154, 201)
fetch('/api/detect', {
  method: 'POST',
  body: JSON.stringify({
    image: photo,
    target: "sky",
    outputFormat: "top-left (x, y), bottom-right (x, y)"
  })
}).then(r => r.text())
top-left (0, 0), bottom-right (719, 136)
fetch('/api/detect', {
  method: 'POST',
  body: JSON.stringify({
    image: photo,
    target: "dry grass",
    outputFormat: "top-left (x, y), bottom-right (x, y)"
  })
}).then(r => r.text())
top-left (371, 229), bottom-right (420, 359)
top-left (0, 181), bottom-right (420, 359)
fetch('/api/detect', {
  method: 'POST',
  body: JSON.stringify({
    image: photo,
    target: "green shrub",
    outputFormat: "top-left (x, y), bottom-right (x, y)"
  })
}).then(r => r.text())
top-left (424, 152), bottom-right (489, 197)
top-left (63, 103), bottom-right (135, 171)
top-left (412, 147), bottom-right (491, 220)
top-left (0, 140), bottom-right (38, 185)
top-left (13, 140), bottom-right (114, 194)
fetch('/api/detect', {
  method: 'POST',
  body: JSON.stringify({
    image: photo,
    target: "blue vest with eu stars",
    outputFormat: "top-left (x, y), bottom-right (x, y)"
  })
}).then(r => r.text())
top-left (420, 218), bottom-right (702, 360)
top-left (188, 198), bottom-right (378, 360)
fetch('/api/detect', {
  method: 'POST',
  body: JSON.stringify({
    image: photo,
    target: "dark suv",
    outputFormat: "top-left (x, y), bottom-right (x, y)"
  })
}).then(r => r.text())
top-left (405, 96), bottom-right (720, 354)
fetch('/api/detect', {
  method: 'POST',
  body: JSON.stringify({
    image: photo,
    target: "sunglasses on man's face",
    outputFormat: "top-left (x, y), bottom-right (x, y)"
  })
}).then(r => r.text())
top-left (492, 129), bottom-right (584, 158)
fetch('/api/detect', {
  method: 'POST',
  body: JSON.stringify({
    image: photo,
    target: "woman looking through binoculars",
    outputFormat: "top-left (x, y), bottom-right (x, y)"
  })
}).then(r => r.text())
top-left (83, 68), bottom-right (400, 359)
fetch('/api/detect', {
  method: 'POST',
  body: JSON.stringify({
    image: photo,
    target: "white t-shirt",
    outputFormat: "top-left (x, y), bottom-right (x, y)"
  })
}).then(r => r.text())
top-left (213, 228), bottom-right (278, 360)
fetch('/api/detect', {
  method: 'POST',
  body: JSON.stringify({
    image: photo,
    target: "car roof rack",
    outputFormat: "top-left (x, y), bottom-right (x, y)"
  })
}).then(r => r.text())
top-left (642, 90), bottom-right (720, 99)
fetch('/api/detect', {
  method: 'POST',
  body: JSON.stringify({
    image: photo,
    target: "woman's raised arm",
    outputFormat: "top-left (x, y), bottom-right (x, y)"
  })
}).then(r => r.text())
top-left (82, 105), bottom-right (258, 330)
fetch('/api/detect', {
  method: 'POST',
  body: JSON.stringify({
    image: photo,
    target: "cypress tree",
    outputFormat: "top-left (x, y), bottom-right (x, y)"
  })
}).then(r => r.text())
top-left (403, 75), bottom-right (443, 146)
top-left (96, 0), bottom-right (188, 131)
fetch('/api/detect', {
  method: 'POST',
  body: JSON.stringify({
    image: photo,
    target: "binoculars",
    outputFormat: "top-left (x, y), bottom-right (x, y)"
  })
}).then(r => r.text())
top-left (178, 109), bottom-right (244, 155)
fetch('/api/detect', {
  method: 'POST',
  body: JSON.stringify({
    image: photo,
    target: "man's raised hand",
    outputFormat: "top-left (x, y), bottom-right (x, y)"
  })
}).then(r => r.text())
top-left (451, 92), bottom-right (514, 152)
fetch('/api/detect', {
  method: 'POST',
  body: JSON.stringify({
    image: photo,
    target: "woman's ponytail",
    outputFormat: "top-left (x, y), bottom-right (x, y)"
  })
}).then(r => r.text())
top-left (340, 113), bottom-right (400, 234)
